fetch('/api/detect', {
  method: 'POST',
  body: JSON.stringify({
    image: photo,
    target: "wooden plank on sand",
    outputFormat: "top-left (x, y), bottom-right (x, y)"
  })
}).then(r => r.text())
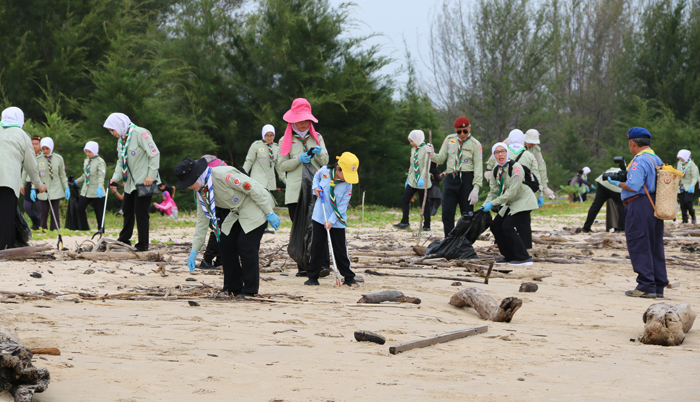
top-left (389, 325), bottom-right (488, 355)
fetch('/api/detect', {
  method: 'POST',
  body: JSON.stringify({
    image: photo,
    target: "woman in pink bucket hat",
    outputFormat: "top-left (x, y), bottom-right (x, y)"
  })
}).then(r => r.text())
top-left (277, 98), bottom-right (330, 276)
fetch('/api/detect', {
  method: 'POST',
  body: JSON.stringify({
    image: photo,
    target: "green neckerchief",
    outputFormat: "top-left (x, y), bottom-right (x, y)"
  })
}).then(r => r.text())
top-left (85, 156), bottom-right (98, 185)
top-left (119, 124), bottom-right (137, 181)
top-left (496, 163), bottom-right (508, 197)
top-left (329, 168), bottom-right (347, 227)
top-left (413, 143), bottom-right (425, 182)
top-left (0, 122), bottom-right (21, 128)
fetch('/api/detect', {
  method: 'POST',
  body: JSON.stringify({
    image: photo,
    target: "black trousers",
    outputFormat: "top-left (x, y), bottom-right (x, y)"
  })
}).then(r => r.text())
top-left (514, 212), bottom-right (532, 249)
top-left (220, 220), bottom-right (266, 295)
top-left (23, 182), bottom-right (39, 222)
top-left (308, 221), bottom-right (354, 281)
top-left (491, 211), bottom-right (531, 262)
top-left (679, 191), bottom-right (696, 223)
top-left (583, 186), bottom-right (625, 230)
top-left (287, 203), bottom-right (298, 223)
top-left (401, 186), bottom-right (432, 227)
top-left (118, 191), bottom-right (152, 251)
top-left (77, 196), bottom-right (105, 231)
top-left (441, 172), bottom-right (474, 236)
top-left (203, 208), bottom-right (230, 264)
top-left (39, 199), bottom-right (61, 231)
top-left (0, 187), bottom-right (17, 250)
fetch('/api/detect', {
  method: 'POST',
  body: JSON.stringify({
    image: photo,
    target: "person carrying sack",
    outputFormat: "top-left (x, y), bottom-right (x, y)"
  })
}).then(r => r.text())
top-left (676, 149), bottom-right (698, 224)
top-left (74, 141), bottom-right (106, 231)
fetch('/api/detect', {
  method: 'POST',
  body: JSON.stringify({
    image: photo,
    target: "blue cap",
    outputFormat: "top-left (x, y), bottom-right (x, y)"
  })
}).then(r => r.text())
top-left (627, 127), bottom-right (651, 139)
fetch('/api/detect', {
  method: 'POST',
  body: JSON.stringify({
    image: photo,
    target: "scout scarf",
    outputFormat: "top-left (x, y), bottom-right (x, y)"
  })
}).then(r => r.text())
top-left (46, 155), bottom-right (54, 180)
top-left (196, 168), bottom-right (221, 242)
top-left (329, 168), bottom-right (347, 227)
top-left (628, 148), bottom-right (656, 170)
top-left (119, 124), bottom-right (137, 181)
top-left (267, 143), bottom-right (275, 168)
top-left (0, 122), bottom-right (20, 128)
top-left (293, 133), bottom-right (309, 153)
top-left (413, 143), bottom-right (426, 182)
top-left (496, 164), bottom-right (507, 197)
top-left (453, 139), bottom-right (467, 179)
top-left (679, 160), bottom-right (694, 177)
top-left (84, 156), bottom-right (98, 185)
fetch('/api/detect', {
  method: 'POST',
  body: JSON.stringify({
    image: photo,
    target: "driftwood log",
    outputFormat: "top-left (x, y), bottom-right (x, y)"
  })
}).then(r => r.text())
top-left (356, 290), bottom-right (421, 304)
top-left (0, 245), bottom-right (53, 261)
top-left (641, 302), bottom-right (696, 346)
top-left (0, 320), bottom-right (50, 401)
top-left (449, 287), bottom-right (522, 322)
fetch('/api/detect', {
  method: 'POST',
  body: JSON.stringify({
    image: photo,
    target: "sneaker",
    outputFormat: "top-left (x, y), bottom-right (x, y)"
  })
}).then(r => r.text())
top-left (295, 271), bottom-right (308, 277)
top-left (494, 259), bottom-right (509, 265)
top-left (213, 259), bottom-right (223, 267)
top-left (235, 293), bottom-right (255, 299)
top-left (199, 260), bottom-right (216, 270)
top-left (393, 223), bottom-right (409, 230)
top-left (319, 268), bottom-right (330, 277)
top-left (580, 227), bottom-right (592, 233)
top-left (625, 289), bottom-right (657, 298)
top-left (304, 278), bottom-right (320, 286)
top-left (656, 294), bottom-right (664, 299)
top-left (343, 277), bottom-right (358, 287)
top-left (508, 258), bottom-right (533, 266)
top-left (264, 228), bottom-right (276, 234)
top-left (422, 226), bottom-right (431, 231)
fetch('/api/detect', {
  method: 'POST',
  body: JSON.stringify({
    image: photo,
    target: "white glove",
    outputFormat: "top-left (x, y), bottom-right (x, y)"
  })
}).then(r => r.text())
top-left (544, 187), bottom-right (555, 200)
top-left (468, 188), bottom-right (479, 205)
top-left (484, 171), bottom-right (492, 181)
top-left (425, 143), bottom-right (435, 158)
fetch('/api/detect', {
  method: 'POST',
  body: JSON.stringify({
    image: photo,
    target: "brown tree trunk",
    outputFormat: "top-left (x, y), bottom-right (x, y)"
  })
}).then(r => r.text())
top-left (641, 302), bottom-right (697, 346)
top-left (449, 287), bottom-right (522, 323)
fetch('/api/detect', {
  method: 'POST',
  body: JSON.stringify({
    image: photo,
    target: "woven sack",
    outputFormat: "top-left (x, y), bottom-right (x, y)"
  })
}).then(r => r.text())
top-left (653, 168), bottom-right (680, 220)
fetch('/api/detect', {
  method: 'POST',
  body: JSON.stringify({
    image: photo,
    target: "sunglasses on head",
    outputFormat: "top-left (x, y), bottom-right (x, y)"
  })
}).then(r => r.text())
top-left (456, 129), bottom-right (469, 134)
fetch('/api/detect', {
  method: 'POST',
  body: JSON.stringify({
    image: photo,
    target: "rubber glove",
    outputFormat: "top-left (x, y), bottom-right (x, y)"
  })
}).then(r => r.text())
top-left (187, 251), bottom-right (198, 272)
top-left (425, 144), bottom-right (435, 158)
top-left (311, 146), bottom-right (322, 155)
top-left (586, 187), bottom-right (590, 193)
top-left (65, 188), bottom-right (71, 200)
top-left (607, 177), bottom-right (620, 187)
top-left (481, 202), bottom-right (493, 212)
top-left (468, 188), bottom-right (479, 205)
top-left (543, 187), bottom-right (555, 200)
top-left (689, 186), bottom-right (695, 194)
top-left (484, 171), bottom-right (492, 181)
top-left (30, 189), bottom-right (37, 202)
top-left (417, 178), bottom-right (425, 187)
top-left (266, 212), bottom-right (281, 230)
top-left (405, 179), bottom-right (408, 188)
top-left (537, 196), bottom-right (544, 208)
top-left (298, 153), bottom-right (312, 164)
top-left (591, 184), bottom-right (596, 190)
top-left (96, 187), bottom-right (104, 198)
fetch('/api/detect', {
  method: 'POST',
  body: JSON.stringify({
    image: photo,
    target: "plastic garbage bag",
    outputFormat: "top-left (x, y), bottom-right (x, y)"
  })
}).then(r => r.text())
top-left (64, 177), bottom-right (88, 230)
top-left (424, 210), bottom-right (492, 260)
top-left (287, 163), bottom-right (318, 272)
top-left (13, 206), bottom-right (31, 248)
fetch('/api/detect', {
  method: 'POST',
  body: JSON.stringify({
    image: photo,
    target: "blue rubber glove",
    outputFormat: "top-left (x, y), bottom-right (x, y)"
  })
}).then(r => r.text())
top-left (30, 189), bottom-right (37, 202)
top-left (298, 153), bottom-right (312, 164)
top-left (607, 177), bottom-right (620, 187)
top-left (689, 186), bottom-right (695, 194)
top-left (187, 251), bottom-right (198, 272)
top-left (405, 179), bottom-right (408, 188)
top-left (481, 202), bottom-right (493, 212)
top-left (417, 178), bottom-right (425, 187)
top-left (311, 146), bottom-right (322, 155)
top-left (591, 184), bottom-right (596, 190)
top-left (266, 212), bottom-right (280, 230)
top-left (537, 196), bottom-right (544, 208)
top-left (586, 187), bottom-right (590, 193)
top-left (96, 187), bottom-right (104, 198)
top-left (65, 188), bottom-right (71, 200)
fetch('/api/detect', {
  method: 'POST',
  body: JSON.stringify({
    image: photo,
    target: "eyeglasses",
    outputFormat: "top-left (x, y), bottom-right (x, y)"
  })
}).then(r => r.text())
top-left (494, 150), bottom-right (507, 155)
top-left (456, 129), bottom-right (469, 134)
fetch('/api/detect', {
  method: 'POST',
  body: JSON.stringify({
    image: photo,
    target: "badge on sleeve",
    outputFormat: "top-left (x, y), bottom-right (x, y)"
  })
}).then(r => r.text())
top-left (141, 133), bottom-right (150, 140)
top-left (231, 196), bottom-right (240, 203)
top-left (232, 178), bottom-right (241, 186)
top-left (243, 182), bottom-right (251, 190)
top-left (225, 174), bottom-right (232, 183)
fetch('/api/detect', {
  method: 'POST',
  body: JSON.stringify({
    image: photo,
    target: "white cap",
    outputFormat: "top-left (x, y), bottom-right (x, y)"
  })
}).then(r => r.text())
top-left (525, 129), bottom-right (540, 144)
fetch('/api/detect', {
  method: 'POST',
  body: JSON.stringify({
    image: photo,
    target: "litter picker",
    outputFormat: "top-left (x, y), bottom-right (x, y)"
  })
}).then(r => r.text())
top-left (44, 187), bottom-right (65, 250)
top-left (417, 130), bottom-right (433, 245)
top-left (320, 189), bottom-right (342, 287)
top-left (91, 188), bottom-right (109, 241)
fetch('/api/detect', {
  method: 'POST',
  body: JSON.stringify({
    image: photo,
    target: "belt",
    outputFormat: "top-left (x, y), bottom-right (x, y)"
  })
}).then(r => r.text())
top-left (622, 194), bottom-right (642, 206)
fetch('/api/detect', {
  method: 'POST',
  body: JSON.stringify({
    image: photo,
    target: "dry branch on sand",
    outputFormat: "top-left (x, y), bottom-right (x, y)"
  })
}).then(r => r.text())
top-left (641, 303), bottom-right (697, 346)
top-left (0, 319), bottom-right (51, 402)
top-left (449, 287), bottom-right (522, 322)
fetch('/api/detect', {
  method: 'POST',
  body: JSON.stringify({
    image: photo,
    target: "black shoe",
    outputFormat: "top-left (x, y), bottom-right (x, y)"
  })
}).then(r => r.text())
top-left (213, 259), bottom-right (223, 267)
top-left (235, 293), bottom-right (255, 299)
top-left (264, 228), bottom-right (276, 234)
top-left (580, 227), bottom-right (592, 233)
top-left (422, 226), bottom-right (431, 231)
top-left (295, 271), bottom-right (308, 277)
top-left (304, 278), bottom-right (320, 286)
top-left (508, 258), bottom-right (533, 266)
top-left (343, 277), bottom-right (358, 287)
top-left (393, 223), bottom-right (409, 230)
top-left (199, 260), bottom-right (216, 270)
top-left (495, 259), bottom-right (509, 265)
top-left (319, 268), bottom-right (331, 277)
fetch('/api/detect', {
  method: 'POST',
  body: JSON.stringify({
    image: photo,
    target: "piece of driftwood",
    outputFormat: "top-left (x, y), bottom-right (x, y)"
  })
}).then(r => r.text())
top-left (449, 287), bottom-right (522, 322)
top-left (641, 302), bottom-right (696, 346)
top-left (354, 330), bottom-right (386, 345)
top-left (0, 319), bottom-right (50, 401)
top-left (28, 348), bottom-right (60, 356)
top-left (68, 251), bottom-right (164, 261)
top-left (519, 282), bottom-right (538, 292)
top-left (356, 290), bottom-right (421, 305)
top-left (0, 244), bottom-right (53, 261)
top-left (389, 325), bottom-right (488, 355)
top-left (364, 269), bottom-right (483, 284)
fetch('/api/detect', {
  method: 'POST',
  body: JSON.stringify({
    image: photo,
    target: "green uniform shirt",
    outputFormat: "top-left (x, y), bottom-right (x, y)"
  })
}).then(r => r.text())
top-left (406, 145), bottom-right (432, 189)
top-left (243, 140), bottom-right (284, 190)
top-left (510, 149), bottom-right (543, 195)
top-left (432, 134), bottom-right (483, 189)
top-left (75, 156), bottom-right (106, 198)
top-left (191, 167), bottom-right (275, 252)
top-left (278, 133), bottom-right (329, 205)
top-left (485, 161), bottom-right (538, 217)
top-left (580, 173), bottom-right (589, 193)
top-left (35, 153), bottom-right (69, 201)
top-left (678, 160), bottom-right (699, 191)
top-left (595, 168), bottom-right (622, 194)
top-left (111, 127), bottom-right (161, 194)
top-left (0, 126), bottom-right (42, 197)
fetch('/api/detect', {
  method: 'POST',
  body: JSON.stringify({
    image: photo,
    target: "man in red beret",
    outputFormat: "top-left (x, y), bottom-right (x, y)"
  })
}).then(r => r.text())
top-left (428, 116), bottom-right (483, 237)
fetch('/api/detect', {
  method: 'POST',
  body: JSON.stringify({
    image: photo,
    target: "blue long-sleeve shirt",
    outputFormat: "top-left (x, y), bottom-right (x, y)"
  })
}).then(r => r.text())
top-left (312, 166), bottom-right (352, 228)
top-left (622, 150), bottom-right (663, 201)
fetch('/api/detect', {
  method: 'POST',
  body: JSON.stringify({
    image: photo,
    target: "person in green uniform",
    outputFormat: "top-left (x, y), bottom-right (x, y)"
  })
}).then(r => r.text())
top-left (524, 129), bottom-right (555, 199)
top-left (0, 107), bottom-right (46, 249)
top-left (428, 116), bottom-right (483, 237)
top-left (243, 124), bottom-right (284, 234)
top-left (104, 113), bottom-right (161, 251)
top-left (175, 157), bottom-right (281, 298)
top-left (20, 135), bottom-right (43, 230)
top-left (481, 142), bottom-right (538, 266)
top-left (394, 130), bottom-right (433, 230)
top-left (33, 137), bottom-right (70, 231)
top-left (677, 150), bottom-right (698, 224)
top-left (74, 141), bottom-right (106, 231)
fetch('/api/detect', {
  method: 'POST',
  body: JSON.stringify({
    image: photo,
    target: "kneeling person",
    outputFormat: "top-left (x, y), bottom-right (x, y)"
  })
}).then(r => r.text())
top-left (175, 158), bottom-right (280, 298)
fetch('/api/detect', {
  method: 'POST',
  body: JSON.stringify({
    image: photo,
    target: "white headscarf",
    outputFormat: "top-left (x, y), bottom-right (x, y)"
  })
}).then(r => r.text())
top-left (40, 138), bottom-right (54, 155)
top-left (678, 150), bottom-right (691, 162)
top-left (408, 130), bottom-right (425, 145)
top-left (1, 107), bottom-right (25, 127)
top-left (292, 123), bottom-right (309, 137)
top-left (582, 167), bottom-right (591, 175)
top-left (507, 129), bottom-right (525, 154)
top-left (103, 113), bottom-right (132, 137)
top-left (84, 141), bottom-right (99, 156)
top-left (261, 124), bottom-right (275, 140)
top-left (492, 142), bottom-right (510, 167)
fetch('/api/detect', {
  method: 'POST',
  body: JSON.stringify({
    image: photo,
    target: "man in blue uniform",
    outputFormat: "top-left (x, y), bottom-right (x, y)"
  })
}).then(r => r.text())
top-left (607, 127), bottom-right (667, 298)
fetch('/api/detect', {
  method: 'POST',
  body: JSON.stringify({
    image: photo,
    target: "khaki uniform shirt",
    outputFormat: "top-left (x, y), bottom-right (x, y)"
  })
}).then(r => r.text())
top-left (35, 153), bottom-right (68, 201)
top-left (529, 145), bottom-right (549, 190)
top-left (485, 161), bottom-right (538, 217)
top-left (192, 167), bottom-right (275, 252)
top-left (75, 156), bottom-right (107, 198)
top-left (243, 140), bottom-right (284, 190)
top-left (595, 168), bottom-right (622, 194)
top-left (111, 127), bottom-right (161, 193)
top-left (678, 160), bottom-right (699, 191)
top-left (278, 133), bottom-right (329, 204)
top-left (510, 149), bottom-right (543, 195)
top-left (406, 145), bottom-right (432, 189)
top-left (432, 134), bottom-right (483, 189)
top-left (0, 126), bottom-right (42, 197)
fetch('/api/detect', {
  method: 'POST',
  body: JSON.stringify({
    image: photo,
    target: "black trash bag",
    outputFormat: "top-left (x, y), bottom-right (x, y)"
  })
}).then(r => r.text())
top-left (64, 178), bottom-right (88, 231)
top-left (424, 210), bottom-right (492, 260)
top-left (287, 163), bottom-right (319, 272)
top-left (13, 206), bottom-right (31, 248)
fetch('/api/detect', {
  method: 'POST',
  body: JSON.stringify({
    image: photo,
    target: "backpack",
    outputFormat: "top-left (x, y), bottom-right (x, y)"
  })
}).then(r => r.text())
top-left (492, 152), bottom-right (539, 193)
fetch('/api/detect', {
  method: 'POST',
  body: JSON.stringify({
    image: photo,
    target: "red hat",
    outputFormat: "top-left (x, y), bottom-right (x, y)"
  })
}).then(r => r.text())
top-left (31, 136), bottom-right (41, 141)
top-left (454, 117), bottom-right (470, 128)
